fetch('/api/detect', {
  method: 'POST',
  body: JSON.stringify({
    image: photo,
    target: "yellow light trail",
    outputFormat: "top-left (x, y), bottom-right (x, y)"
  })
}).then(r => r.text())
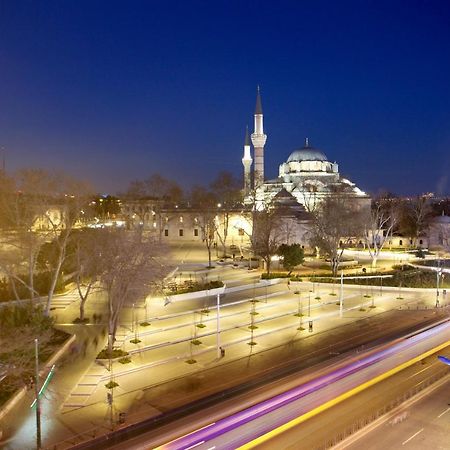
top-left (237, 340), bottom-right (450, 449)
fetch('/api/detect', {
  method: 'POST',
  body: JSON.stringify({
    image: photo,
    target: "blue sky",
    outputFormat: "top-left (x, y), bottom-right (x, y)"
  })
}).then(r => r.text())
top-left (1, 0), bottom-right (450, 195)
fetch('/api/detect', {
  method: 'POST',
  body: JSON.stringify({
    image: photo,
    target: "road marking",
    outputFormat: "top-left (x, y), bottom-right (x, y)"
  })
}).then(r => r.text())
top-left (185, 442), bottom-right (205, 450)
top-left (406, 362), bottom-right (435, 379)
top-left (437, 407), bottom-right (450, 418)
top-left (402, 428), bottom-right (424, 445)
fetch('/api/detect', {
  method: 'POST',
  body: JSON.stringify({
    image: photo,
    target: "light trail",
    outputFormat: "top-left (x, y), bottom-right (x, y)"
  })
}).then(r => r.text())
top-left (155, 321), bottom-right (450, 450)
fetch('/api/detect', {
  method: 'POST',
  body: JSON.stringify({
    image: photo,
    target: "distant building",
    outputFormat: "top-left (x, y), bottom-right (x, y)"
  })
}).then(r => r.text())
top-left (242, 88), bottom-right (370, 212)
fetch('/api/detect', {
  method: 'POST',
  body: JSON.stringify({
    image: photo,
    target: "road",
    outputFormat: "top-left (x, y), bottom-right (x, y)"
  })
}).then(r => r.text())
top-left (96, 322), bottom-right (450, 450)
top-left (344, 377), bottom-right (450, 450)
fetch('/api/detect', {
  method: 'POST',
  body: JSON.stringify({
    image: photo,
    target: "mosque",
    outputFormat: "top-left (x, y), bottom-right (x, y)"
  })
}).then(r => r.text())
top-left (242, 88), bottom-right (370, 211)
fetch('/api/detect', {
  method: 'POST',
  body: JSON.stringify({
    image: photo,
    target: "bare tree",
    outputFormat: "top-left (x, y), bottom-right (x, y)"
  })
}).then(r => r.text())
top-left (0, 169), bottom-right (92, 313)
top-left (97, 228), bottom-right (166, 351)
top-left (210, 171), bottom-right (242, 257)
top-left (363, 199), bottom-right (397, 268)
top-left (69, 229), bottom-right (107, 322)
top-left (190, 185), bottom-right (218, 268)
top-left (251, 207), bottom-right (284, 274)
top-left (310, 195), bottom-right (366, 276)
top-left (396, 195), bottom-right (433, 246)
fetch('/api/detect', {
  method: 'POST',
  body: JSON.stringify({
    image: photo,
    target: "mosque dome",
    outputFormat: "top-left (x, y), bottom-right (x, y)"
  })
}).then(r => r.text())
top-left (287, 138), bottom-right (328, 163)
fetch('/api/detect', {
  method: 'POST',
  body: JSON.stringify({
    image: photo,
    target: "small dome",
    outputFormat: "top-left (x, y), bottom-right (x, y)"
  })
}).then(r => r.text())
top-left (287, 141), bottom-right (328, 163)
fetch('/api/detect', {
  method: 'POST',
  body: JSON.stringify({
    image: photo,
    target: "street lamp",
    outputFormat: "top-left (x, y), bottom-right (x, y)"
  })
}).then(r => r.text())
top-left (34, 338), bottom-right (42, 450)
top-left (216, 292), bottom-right (221, 359)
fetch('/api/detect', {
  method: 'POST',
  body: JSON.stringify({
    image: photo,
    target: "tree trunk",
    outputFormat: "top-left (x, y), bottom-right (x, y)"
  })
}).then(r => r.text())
top-left (371, 256), bottom-right (378, 269)
top-left (207, 246), bottom-right (212, 268)
top-left (45, 253), bottom-right (64, 316)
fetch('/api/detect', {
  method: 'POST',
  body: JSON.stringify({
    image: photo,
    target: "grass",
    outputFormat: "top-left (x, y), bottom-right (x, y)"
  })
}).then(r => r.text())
top-left (191, 339), bottom-right (202, 346)
top-left (297, 326), bottom-right (306, 331)
top-left (130, 338), bottom-right (141, 344)
top-left (140, 321), bottom-right (151, 327)
top-left (185, 359), bottom-right (197, 364)
top-left (196, 323), bottom-right (206, 329)
top-left (248, 325), bottom-right (259, 330)
top-left (247, 341), bottom-right (257, 346)
top-left (250, 311), bottom-right (259, 316)
top-left (293, 313), bottom-right (304, 317)
top-left (105, 381), bottom-right (119, 389)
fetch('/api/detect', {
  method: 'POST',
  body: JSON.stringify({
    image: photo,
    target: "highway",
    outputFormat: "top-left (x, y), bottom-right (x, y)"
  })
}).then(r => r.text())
top-left (345, 377), bottom-right (450, 450)
top-left (103, 320), bottom-right (450, 450)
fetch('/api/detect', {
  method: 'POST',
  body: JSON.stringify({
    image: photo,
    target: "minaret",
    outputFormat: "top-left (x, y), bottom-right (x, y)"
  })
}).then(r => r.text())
top-left (251, 86), bottom-right (267, 188)
top-left (242, 126), bottom-right (252, 195)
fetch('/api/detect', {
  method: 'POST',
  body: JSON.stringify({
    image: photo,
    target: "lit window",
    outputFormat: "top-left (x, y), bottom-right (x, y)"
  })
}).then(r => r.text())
top-left (179, 216), bottom-right (183, 223)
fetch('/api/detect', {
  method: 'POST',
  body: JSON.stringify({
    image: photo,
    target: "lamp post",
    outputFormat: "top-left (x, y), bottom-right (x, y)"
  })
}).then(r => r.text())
top-left (436, 267), bottom-right (442, 308)
top-left (216, 292), bottom-right (221, 359)
top-left (34, 338), bottom-right (42, 450)
top-left (339, 271), bottom-right (344, 318)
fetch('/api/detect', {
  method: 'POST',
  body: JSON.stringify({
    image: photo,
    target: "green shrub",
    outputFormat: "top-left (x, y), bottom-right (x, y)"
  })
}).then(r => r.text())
top-left (165, 280), bottom-right (224, 295)
top-left (73, 317), bottom-right (90, 324)
top-left (118, 357), bottom-right (131, 364)
top-left (261, 272), bottom-right (290, 279)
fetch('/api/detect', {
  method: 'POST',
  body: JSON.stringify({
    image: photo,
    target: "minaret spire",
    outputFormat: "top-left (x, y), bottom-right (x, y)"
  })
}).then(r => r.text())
top-left (251, 86), bottom-right (267, 188)
top-left (242, 126), bottom-right (252, 196)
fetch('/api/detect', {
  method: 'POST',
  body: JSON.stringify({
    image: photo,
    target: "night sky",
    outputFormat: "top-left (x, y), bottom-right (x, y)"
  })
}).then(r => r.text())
top-left (1, 1), bottom-right (450, 196)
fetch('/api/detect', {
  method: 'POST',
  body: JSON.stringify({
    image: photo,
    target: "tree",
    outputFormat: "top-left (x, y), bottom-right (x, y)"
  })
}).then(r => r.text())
top-left (125, 174), bottom-right (183, 204)
top-left (98, 227), bottom-right (166, 351)
top-left (397, 195), bottom-right (433, 245)
top-left (210, 171), bottom-right (242, 257)
top-left (0, 169), bottom-right (92, 314)
top-left (0, 303), bottom-right (54, 394)
top-left (251, 207), bottom-right (284, 274)
top-left (310, 195), bottom-right (366, 276)
top-left (190, 185), bottom-right (218, 268)
top-left (277, 244), bottom-right (304, 274)
top-left (66, 229), bottom-right (107, 322)
top-left (363, 198), bottom-right (397, 268)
